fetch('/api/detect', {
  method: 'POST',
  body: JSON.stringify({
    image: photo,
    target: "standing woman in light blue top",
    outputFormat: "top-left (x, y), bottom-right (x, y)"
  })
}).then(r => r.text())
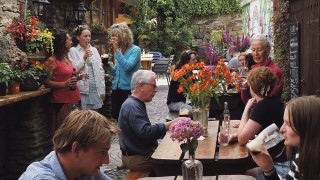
top-left (108, 22), bottom-right (141, 121)
top-left (68, 25), bottom-right (106, 110)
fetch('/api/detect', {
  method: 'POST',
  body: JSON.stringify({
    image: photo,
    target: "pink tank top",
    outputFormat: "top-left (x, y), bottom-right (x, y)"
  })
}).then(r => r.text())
top-left (49, 56), bottom-right (81, 103)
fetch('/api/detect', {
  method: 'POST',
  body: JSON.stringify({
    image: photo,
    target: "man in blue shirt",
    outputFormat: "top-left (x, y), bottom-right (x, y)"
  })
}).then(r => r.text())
top-left (227, 46), bottom-right (241, 69)
top-left (118, 70), bottom-right (179, 173)
top-left (19, 109), bottom-right (120, 180)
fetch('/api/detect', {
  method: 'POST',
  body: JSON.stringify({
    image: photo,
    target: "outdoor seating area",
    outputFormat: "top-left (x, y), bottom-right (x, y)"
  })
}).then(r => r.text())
top-left (0, 0), bottom-right (319, 179)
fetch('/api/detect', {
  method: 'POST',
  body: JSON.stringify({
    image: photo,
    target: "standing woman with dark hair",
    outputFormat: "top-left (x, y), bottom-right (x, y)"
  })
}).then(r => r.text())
top-left (68, 25), bottom-right (105, 110)
top-left (44, 31), bottom-right (81, 133)
top-left (166, 50), bottom-right (198, 112)
top-left (108, 22), bottom-right (141, 121)
top-left (250, 95), bottom-right (320, 179)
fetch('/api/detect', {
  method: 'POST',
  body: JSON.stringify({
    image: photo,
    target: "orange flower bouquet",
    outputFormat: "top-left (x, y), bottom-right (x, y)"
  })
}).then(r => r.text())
top-left (172, 59), bottom-right (241, 131)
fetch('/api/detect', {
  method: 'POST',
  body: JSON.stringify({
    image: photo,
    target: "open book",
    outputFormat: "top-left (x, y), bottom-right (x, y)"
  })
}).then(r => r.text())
top-left (246, 123), bottom-right (284, 153)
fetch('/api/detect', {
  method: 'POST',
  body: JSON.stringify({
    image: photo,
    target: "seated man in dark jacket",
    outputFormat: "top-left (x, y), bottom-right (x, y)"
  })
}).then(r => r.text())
top-left (118, 70), bottom-right (179, 173)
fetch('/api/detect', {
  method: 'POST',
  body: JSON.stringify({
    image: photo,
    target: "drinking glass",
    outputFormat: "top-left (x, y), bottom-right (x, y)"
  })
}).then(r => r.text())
top-left (219, 125), bottom-right (229, 146)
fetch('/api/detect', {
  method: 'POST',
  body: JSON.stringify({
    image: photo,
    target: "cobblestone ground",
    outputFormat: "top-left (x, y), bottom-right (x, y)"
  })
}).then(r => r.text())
top-left (102, 78), bottom-right (169, 180)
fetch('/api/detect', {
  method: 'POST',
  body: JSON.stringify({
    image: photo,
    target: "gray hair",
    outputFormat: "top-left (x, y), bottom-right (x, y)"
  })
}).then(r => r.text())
top-left (110, 22), bottom-right (133, 50)
top-left (251, 35), bottom-right (271, 51)
top-left (131, 70), bottom-right (156, 92)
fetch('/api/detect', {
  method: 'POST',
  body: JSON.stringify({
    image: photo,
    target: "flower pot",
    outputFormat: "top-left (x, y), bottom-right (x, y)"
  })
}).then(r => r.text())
top-left (8, 82), bottom-right (20, 94)
top-left (0, 83), bottom-right (7, 96)
top-left (20, 77), bottom-right (40, 91)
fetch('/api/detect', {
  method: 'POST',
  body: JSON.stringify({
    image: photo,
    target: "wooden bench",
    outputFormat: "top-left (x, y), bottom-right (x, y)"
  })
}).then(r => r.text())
top-left (124, 170), bottom-right (150, 180)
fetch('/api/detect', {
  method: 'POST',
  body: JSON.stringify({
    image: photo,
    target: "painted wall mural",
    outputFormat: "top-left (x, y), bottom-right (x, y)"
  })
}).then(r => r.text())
top-left (241, 0), bottom-right (274, 56)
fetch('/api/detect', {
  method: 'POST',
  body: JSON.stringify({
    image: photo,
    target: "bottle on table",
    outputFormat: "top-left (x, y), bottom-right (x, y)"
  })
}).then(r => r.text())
top-left (223, 101), bottom-right (230, 129)
top-left (69, 67), bottom-right (76, 91)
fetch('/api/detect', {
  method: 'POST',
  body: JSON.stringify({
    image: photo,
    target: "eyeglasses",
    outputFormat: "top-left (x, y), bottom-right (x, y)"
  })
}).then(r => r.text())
top-left (143, 83), bottom-right (157, 89)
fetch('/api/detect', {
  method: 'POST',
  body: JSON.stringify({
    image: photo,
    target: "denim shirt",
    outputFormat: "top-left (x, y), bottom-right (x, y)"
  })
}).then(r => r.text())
top-left (109, 45), bottom-right (141, 90)
top-left (118, 96), bottom-right (166, 155)
top-left (19, 151), bottom-right (112, 180)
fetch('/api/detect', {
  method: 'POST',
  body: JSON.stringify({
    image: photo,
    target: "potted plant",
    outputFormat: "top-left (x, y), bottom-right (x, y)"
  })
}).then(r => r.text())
top-left (5, 15), bottom-right (54, 55)
top-left (7, 67), bottom-right (24, 94)
top-left (90, 23), bottom-right (111, 44)
top-left (11, 59), bottom-right (51, 91)
top-left (0, 63), bottom-right (12, 96)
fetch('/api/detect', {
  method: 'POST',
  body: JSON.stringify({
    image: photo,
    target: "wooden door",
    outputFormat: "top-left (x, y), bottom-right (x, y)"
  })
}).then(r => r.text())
top-left (289, 0), bottom-right (320, 96)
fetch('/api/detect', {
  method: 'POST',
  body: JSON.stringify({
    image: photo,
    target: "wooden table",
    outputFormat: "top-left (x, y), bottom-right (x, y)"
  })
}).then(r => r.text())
top-left (151, 120), bottom-right (255, 176)
top-left (141, 54), bottom-right (153, 70)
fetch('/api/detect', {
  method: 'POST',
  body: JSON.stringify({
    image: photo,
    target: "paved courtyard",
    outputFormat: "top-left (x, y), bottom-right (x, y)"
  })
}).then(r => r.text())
top-left (102, 76), bottom-right (170, 179)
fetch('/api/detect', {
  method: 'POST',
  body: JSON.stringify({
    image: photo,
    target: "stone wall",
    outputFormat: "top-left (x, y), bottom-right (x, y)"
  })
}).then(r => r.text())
top-left (191, 13), bottom-right (243, 52)
top-left (0, 0), bottom-right (25, 63)
top-left (0, 0), bottom-right (73, 63)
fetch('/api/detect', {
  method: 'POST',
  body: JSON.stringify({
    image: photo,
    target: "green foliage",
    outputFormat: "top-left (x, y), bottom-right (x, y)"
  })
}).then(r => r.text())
top-left (0, 63), bottom-right (12, 84)
top-left (273, 0), bottom-right (290, 102)
top-left (129, 0), bottom-right (241, 60)
top-left (8, 68), bottom-right (24, 85)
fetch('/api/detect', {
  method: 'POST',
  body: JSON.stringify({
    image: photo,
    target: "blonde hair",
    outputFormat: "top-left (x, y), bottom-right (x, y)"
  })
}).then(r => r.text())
top-left (248, 67), bottom-right (277, 97)
top-left (53, 109), bottom-right (120, 153)
top-left (110, 23), bottom-right (133, 50)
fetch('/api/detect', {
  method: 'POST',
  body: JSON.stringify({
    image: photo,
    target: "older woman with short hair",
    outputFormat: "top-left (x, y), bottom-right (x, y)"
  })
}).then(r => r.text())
top-left (241, 35), bottom-right (284, 104)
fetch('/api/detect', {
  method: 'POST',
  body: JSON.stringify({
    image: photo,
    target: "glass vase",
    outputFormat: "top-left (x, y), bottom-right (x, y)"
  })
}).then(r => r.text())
top-left (192, 104), bottom-right (209, 135)
top-left (182, 153), bottom-right (203, 180)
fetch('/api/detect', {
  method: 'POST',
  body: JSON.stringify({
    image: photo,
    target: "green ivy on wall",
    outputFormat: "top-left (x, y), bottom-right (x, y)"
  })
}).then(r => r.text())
top-left (273, 0), bottom-right (290, 102)
top-left (129, 0), bottom-right (241, 60)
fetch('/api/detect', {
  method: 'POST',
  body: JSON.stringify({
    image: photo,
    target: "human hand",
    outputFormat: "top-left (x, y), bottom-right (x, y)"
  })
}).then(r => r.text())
top-left (66, 77), bottom-right (77, 87)
top-left (109, 37), bottom-right (119, 54)
top-left (248, 147), bottom-right (274, 173)
top-left (246, 97), bottom-right (256, 109)
top-left (84, 48), bottom-right (93, 61)
top-left (218, 132), bottom-right (237, 144)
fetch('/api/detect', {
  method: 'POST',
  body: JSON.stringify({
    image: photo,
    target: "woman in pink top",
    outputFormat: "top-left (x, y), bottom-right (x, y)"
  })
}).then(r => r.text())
top-left (44, 31), bottom-right (82, 133)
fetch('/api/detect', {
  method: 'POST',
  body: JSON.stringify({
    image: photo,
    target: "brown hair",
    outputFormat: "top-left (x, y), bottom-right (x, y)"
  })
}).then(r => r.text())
top-left (175, 50), bottom-right (197, 70)
top-left (72, 25), bottom-right (91, 47)
top-left (285, 95), bottom-right (320, 179)
top-left (247, 67), bottom-right (277, 97)
top-left (53, 109), bottom-right (121, 153)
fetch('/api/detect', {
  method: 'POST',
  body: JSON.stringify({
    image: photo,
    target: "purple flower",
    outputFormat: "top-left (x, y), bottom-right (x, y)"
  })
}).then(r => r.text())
top-left (169, 117), bottom-right (204, 142)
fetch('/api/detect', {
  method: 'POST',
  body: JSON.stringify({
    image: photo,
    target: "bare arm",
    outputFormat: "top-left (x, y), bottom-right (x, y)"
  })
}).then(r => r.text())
top-left (237, 97), bottom-right (262, 145)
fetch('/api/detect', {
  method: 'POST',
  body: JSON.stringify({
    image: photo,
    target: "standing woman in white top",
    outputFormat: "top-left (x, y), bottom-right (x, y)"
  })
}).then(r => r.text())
top-left (68, 25), bottom-right (105, 110)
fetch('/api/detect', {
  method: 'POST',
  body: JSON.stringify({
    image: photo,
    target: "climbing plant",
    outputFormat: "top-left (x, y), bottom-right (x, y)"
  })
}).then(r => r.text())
top-left (128, 0), bottom-right (241, 60)
top-left (273, 0), bottom-right (290, 102)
